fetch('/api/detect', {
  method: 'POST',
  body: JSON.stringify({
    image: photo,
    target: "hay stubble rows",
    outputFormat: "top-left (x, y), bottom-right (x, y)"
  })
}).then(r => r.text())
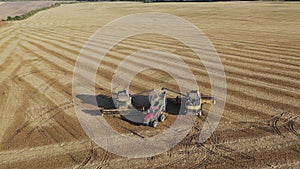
top-left (0, 2), bottom-right (299, 168)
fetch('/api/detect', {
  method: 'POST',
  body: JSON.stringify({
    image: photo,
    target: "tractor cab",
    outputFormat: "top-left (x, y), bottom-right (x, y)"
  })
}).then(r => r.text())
top-left (186, 90), bottom-right (201, 106)
top-left (143, 90), bottom-right (166, 127)
top-left (148, 90), bottom-right (166, 112)
top-left (115, 90), bottom-right (131, 109)
top-left (185, 90), bottom-right (202, 116)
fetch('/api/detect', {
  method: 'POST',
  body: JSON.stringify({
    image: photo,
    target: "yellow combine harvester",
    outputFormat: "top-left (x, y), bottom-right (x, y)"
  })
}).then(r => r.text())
top-left (162, 87), bottom-right (216, 116)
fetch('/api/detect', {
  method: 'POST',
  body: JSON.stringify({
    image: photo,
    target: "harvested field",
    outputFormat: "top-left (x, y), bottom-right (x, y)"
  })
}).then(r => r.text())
top-left (0, 1), bottom-right (299, 168)
top-left (0, 1), bottom-right (60, 21)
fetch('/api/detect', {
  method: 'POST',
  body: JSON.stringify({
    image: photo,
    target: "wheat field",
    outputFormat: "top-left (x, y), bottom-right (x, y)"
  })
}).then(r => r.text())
top-left (0, 2), bottom-right (299, 168)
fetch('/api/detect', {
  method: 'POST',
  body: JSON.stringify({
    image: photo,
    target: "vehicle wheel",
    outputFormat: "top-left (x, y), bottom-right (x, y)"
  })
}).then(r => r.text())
top-left (197, 110), bottom-right (202, 117)
top-left (151, 121), bottom-right (158, 128)
top-left (158, 114), bottom-right (165, 122)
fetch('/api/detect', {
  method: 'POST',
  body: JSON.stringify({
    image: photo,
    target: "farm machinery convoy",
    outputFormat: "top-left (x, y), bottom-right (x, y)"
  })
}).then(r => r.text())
top-left (100, 87), bottom-right (216, 128)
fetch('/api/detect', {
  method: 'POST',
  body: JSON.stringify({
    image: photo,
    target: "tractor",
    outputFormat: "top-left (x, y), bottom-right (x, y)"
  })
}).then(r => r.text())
top-left (142, 90), bottom-right (166, 127)
top-left (109, 89), bottom-right (167, 128)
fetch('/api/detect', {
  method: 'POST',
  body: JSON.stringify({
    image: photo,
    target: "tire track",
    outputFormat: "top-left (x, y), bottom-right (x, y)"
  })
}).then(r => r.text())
top-left (233, 112), bottom-right (300, 139)
top-left (95, 149), bottom-right (110, 169)
top-left (20, 72), bottom-right (75, 117)
top-left (270, 113), bottom-right (284, 136)
top-left (286, 118), bottom-right (300, 137)
top-left (3, 70), bottom-right (77, 149)
top-left (0, 82), bottom-right (23, 142)
top-left (0, 139), bottom-right (90, 165)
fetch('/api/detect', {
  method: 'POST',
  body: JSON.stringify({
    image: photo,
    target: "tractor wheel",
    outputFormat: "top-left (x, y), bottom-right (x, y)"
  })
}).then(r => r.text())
top-left (151, 121), bottom-right (158, 128)
top-left (197, 110), bottom-right (202, 117)
top-left (158, 114), bottom-right (165, 122)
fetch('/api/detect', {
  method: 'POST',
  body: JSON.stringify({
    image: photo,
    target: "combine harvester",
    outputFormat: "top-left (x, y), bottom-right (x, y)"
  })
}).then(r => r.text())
top-left (98, 90), bottom-right (133, 114)
top-left (100, 87), bottom-right (215, 127)
top-left (162, 87), bottom-right (216, 117)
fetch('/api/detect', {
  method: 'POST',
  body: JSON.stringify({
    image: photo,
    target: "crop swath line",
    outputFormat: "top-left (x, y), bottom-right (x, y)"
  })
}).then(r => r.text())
top-left (0, 27), bottom-right (15, 38)
top-left (215, 41), bottom-right (300, 61)
top-left (43, 27), bottom-right (94, 37)
top-left (21, 31), bottom-right (80, 57)
top-left (21, 36), bottom-right (76, 65)
top-left (26, 66), bottom-right (71, 97)
top-left (219, 53), bottom-right (300, 79)
top-left (208, 32), bottom-right (300, 50)
top-left (223, 64), bottom-right (300, 91)
top-left (0, 52), bottom-right (23, 82)
top-left (18, 44), bottom-right (73, 80)
top-left (0, 33), bottom-right (16, 49)
top-left (209, 28), bottom-right (300, 47)
top-left (97, 37), bottom-right (300, 92)
top-left (37, 27), bottom-right (91, 42)
top-left (216, 45), bottom-right (300, 71)
top-left (14, 67), bottom-right (80, 141)
top-left (20, 72), bottom-right (75, 118)
top-left (210, 36), bottom-right (300, 54)
top-left (226, 80), bottom-right (300, 107)
top-left (216, 45), bottom-right (300, 68)
top-left (0, 38), bottom-right (20, 67)
top-left (25, 25), bottom-right (300, 95)
top-left (22, 28), bottom-right (84, 50)
top-left (99, 52), bottom-right (300, 101)
top-left (22, 28), bottom-right (82, 51)
top-left (20, 42), bottom-right (74, 73)
top-left (12, 61), bottom-right (69, 93)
